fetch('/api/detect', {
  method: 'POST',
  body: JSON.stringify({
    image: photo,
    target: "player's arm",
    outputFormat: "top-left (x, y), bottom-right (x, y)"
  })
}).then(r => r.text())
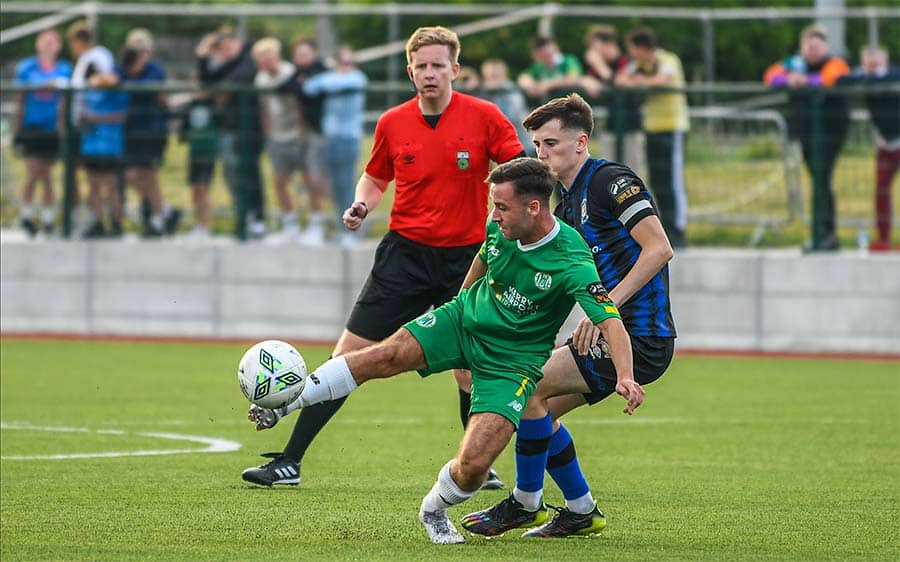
top-left (458, 254), bottom-right (487, 291)
top-left (573, 274), bottom-right (642, 414)
top-left (343, 173), bottom-right (387, 230)
top-left (609, 216), bottom-right (673, 307)
top-left (595, 315), bottom-right (642, 414)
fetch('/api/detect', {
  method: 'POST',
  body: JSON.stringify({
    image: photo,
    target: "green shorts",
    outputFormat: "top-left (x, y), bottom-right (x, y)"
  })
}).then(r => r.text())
top-left (404, 294), bottom-right (542, 427)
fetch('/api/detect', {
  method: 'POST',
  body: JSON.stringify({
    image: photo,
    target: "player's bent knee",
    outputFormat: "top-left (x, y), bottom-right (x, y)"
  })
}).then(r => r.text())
top-left (453, 455), bottom-right (491, 490)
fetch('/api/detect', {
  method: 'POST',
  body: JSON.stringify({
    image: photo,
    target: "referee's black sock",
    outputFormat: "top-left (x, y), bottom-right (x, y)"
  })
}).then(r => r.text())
top-left (282, 396), bottom-right (348, 462)
top-left (459, 388), bottom-right (472, 429)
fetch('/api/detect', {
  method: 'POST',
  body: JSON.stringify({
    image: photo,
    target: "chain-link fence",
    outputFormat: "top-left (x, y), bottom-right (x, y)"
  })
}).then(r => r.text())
top-left (1, 81), bottom-right (898, 248)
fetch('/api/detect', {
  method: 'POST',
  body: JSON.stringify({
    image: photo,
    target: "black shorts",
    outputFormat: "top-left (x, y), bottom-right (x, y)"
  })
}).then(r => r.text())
top-left (567, 334), bottom-right (675, 405)
top-left (188, 155), bottom-right (216, 185)
top-left (124, 133), bottom-right (167, 169)
top-left (346, 230), bottom-right (481, 341)
top-left (81, 156), bottom-right (121, 172)
top-left (17, 127), bottom-right (60, 160)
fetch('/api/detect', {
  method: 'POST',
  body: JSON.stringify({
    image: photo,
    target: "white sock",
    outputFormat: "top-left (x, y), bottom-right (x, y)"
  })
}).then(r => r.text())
top-left (420, 460), bottom-right (474, 513)
top-left (513, 487), bottom-right (543, 512)
top-left (20, 204), bottom-right (34, 219)
top-left (41, 206), bottom-right (55, 226)
top-left (294, 356), bottom-right (358, 409)
top-left (565, 491), bottom-right (596, 515)
top-left (308, 212), bottom-right (324, 227)
top-left (151, 214), bottom-right (164, 230)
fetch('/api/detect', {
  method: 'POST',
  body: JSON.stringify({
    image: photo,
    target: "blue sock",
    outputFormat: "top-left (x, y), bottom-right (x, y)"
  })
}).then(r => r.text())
top-left (515, 414), bottom-right (553, 493)
top-left (546, 423), bottom-right (590, 500)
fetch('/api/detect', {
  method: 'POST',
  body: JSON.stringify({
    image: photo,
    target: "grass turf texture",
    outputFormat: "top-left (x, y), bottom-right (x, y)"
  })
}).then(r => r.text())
top-left (1, 338), bottom-right (898, 561)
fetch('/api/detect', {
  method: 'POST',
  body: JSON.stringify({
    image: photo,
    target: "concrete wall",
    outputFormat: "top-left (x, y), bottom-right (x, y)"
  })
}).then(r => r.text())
top-left (2, 239), bottom-right (899, 354)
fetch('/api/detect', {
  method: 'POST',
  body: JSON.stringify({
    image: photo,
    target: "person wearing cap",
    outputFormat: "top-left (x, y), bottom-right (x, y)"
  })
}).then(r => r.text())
top-left (764, 24), bottom-right (850, 251)
top-left (116, 28), bottom-right (180, 237)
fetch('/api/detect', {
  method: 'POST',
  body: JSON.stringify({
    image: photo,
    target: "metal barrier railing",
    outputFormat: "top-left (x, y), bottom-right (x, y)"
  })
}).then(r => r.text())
top-left (1, 81), bottom-right (898, 248)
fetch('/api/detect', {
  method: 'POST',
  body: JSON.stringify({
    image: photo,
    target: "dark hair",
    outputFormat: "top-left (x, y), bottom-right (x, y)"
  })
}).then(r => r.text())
top-left (67, 21), bottom-right (93, 44)
top-left (121, 48), bottom-right (140, 71)
top-left (522, 93), bottom-right (594, 136)
top-left (487, 157), bottom-right (556, 207)
top-left (626, 26), bottom-right (657, 50)
top-left (530, 35), bottom-right (556, 50)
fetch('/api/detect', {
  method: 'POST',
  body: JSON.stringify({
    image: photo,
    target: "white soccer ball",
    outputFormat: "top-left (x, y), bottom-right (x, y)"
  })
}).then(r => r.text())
top-left (237, 340), bottom-right (307, 409)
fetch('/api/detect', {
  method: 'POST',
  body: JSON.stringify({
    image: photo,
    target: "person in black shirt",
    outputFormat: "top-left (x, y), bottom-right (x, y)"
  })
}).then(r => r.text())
top-left (839, 46), bottom-right (900, 251)
top-left (199, 27), bottom-right (266, 240)
top-left (286, 37), bottom-right (331, 245)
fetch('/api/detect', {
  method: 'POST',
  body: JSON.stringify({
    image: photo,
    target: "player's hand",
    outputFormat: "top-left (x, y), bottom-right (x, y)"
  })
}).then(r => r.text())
top-left (615, 379), bottom-right (645, 415)
top-left (572, 316), bottom-right (601, 355)
top-left (247, 404), bottom-right (282, 431)
top-left (342, 201), bottom-right (368, 230)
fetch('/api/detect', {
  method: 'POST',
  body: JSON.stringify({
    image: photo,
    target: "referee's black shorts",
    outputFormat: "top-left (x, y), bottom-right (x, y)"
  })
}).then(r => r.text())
top-left (566, 334), bottom-right (675, 405)
top-left (346, 230), bottom-right (481, 342)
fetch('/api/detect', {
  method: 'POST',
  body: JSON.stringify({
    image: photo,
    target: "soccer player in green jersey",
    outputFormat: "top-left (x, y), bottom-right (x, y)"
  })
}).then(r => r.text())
top-left (248, 157), bottom-right (643, 544)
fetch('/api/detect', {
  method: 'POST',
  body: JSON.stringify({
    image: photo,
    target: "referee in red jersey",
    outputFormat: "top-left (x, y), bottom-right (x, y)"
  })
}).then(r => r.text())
top-left (242, 26), bottom-right (526, 487)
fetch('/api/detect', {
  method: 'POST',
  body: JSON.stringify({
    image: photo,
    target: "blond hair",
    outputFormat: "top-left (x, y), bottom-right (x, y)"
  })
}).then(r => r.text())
top-left (405, 26), bottom-right (460, 64)
top-left (252, 37), bottom-right (282, 59)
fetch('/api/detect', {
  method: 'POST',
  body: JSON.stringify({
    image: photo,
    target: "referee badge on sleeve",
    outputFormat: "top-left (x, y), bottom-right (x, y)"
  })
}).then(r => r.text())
top-left (456, 150), bottom-right (470, 170)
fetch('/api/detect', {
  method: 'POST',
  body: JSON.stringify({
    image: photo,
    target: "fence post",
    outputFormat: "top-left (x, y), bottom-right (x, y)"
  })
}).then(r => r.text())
top-left (810, 90), bottom-right (827, 251)
top-left (61, 88), bottom-right (76, 239)
top-left (612, 87), bottom-right (624, 162)
top-left (235, 88), bottom-right (250, 241)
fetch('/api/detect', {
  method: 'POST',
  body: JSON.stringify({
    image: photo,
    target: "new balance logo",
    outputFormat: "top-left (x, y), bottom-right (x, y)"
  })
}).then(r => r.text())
top-left (507, 400), bottom-right (523, 413)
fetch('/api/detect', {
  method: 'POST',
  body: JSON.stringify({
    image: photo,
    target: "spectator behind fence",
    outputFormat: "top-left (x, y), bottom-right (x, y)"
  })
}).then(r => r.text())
top-left (517, 35), bottom-right (586, 104)
top-left (14, 29), bottom-right (71, 237)
top-left (583, 24), bottom-right (645, 177)
top-left (286, 37), bottom-right (332, 246)
top-left (617, 26), bottom-right (689, 248)
top-left (478, 58), bottom-right (535, 157)
top-left (116, 28), bottom-right (181, 238)
top-left (301, 45), bottom-right (368, 247)
top-left (253, 37), bottom-right (306, 241)
top-left (67, 20), bottom-right (127, 238)
top-left (185, 32), bottom-right (223, 239)
top-left (199, 27), bottom-right (266, 240)
top-left (839, 46), bottom-right (900, 252)
top-left (764, 24), bottom-right (850, 251)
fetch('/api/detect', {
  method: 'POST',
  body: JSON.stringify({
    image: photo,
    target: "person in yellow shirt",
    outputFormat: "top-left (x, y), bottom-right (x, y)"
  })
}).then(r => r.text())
top-left (616, 27), bottom-right (688, 248)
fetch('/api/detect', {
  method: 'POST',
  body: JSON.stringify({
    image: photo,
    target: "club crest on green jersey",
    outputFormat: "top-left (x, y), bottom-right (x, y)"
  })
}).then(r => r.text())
top-left (534, 272), bottom-right (553, 290)
top-left (416, 312), bottom-right (437, 328)
top-left (456, 150), bottom-right (470, 170)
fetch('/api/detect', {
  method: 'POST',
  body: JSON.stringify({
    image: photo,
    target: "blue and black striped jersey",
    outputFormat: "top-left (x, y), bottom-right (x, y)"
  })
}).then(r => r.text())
top-left (554, 158), bottom-right (676, 337)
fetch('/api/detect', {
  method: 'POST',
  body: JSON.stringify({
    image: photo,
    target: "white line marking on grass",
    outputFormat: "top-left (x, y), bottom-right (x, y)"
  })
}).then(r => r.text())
top-left (0, 421), bottom-right (241, 460)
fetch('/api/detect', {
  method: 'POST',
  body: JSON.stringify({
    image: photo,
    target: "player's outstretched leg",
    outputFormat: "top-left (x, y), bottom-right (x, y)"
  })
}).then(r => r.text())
top-left (419, 460), bottom-right (471, 544)
top-left (523, 423), bottom-right (606, 537)
top-left (461, 413), bottom-right (552, 536)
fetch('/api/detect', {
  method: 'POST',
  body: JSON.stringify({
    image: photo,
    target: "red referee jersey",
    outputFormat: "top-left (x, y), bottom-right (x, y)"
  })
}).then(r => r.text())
top-left (365, 92), bottom-right (523, 247)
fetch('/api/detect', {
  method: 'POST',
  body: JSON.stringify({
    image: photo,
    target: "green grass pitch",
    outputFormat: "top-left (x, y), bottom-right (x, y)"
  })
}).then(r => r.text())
top-left (1, 338), bottom-right (898, 561)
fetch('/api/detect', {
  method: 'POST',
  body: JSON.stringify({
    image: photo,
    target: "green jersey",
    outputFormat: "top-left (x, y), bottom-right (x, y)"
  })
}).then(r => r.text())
top-left (462, 218), bottom-right (620, 362)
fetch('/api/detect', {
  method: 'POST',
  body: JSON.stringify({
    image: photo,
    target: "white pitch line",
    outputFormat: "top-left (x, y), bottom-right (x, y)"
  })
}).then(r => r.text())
top-left (0, 421), bottom-right (241, 460)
